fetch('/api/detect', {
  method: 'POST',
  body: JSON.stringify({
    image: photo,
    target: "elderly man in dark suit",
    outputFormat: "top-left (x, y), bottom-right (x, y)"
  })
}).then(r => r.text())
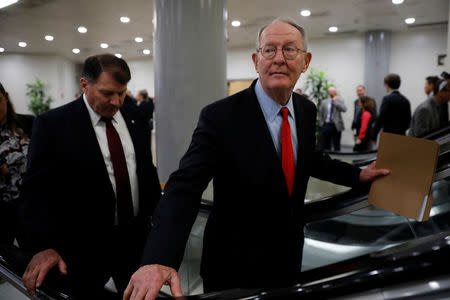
top-left (124, 18), bottom-right (389, 300)
top-left (19, 54), bottom-right (161, 298)
top-left (372, 73), bottom-right (411, 141)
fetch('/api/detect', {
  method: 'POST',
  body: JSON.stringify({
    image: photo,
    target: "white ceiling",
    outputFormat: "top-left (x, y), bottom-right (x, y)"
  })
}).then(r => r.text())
top-left (0, 0), bottom-right (448, 63)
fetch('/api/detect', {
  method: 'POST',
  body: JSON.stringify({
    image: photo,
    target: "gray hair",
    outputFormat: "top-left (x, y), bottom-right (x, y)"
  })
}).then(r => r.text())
top-left (255, 17), bottom-right (308, 51)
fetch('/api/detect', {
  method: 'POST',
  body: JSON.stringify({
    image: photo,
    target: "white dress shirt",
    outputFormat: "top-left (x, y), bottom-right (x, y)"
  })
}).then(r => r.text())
top-left (83, 94), bottom-right (139, 218)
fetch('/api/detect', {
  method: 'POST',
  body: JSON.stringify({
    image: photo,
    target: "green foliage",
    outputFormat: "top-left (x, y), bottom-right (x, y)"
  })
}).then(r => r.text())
top-left (303, 68), bottom-right (333, 144)
top-left (26, 79), bottom-right (53, 116)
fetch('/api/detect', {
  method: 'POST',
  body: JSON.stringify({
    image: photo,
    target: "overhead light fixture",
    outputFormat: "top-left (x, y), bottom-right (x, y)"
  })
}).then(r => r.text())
top-left (392, 0), bottom-right (404, 4)
top-left (0, 47), bottom-right (5, 52)
top-left (300, 10), bottom-right (311, 17)
top-left (18, 41), bottom-right (27, 47)
top-left (135, 37), bottom-right (143, 43)
top-left (231, 20), bottom-right (241, 27)
top-left (120, 16), bottom-right (130, 23)
top-left (328, 26), bottom-right (338, 32)
top-left (405, 17), bottom-right (415, 24)
top-left (45, 35), bottom-right (54, 41)
top-left (100, 43), bottom-right (109, 49)
top-left (0, 0), bottom-right (18, 10)
top-left (72, 48), bottom-right (80, 54)
top-left (77, 26), bottom-right (88, 33)
top-left (143, 49), bottom-right (151, 55)
top-left (115, 53), bottom-right (122, 58)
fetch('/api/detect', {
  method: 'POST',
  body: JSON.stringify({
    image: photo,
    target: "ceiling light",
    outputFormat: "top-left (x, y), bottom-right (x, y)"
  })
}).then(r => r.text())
top-left (77, 26), bottom-right (88, 33)
top-left (44, 35), bottom-right (54, 41)
top-left (143, 49), bottom-right (151, 55)
top-left (120, 16), bottom-right (130, 23)
top-left (231, 20), bottom-right (241, 27)
top-left (72, 48), bottom-right (80, 54)
top-left (405, 17), bottom-right (415, 24)
top-left (18, 41), bottom-right (27, 47)
top-left (328, 26), bottom-right (338, 32)
top-left (100, 43), bottom-right (109, 49)
top-left (392, 0), bottom-right (404, 4)
top-left (0, 0), bottom-right (18, 10)
top-left (0, 47), bottom-right (5, 52)
top-left (300, 10), bottom-right (311, 17)
top-left (135, 37), bottom-right (143, 43)
top-left (115, 53), bottom-right (122, 58)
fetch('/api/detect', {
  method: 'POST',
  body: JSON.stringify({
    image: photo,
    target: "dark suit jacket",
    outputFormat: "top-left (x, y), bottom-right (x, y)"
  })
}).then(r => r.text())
top-left (18, 96), bottom-right (160, 282)
top-left (141, 80), bottom-right (361, 290)
top-left (372, 91), bottom-right (411, 139)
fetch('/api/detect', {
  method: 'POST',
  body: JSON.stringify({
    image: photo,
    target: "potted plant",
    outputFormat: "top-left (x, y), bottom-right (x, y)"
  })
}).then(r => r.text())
top-left (26, 79), bottom-right (53, 116)
top-left (303, 68), bottom-right (333, 145)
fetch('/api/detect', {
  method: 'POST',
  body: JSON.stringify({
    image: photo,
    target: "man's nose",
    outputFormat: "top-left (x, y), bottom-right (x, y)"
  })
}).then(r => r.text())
top-left (273, 48), bottom-right (286, 64)
top-left (110, 94), bottom-right (120, 106)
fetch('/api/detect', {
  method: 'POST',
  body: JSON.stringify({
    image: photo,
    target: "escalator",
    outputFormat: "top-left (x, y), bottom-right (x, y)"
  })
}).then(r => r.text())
top-left (1, 126), bottom-right (449, 299)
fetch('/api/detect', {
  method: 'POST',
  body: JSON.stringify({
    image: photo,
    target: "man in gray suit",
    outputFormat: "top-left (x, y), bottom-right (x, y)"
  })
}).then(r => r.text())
top-left (319, 86), bottom-right (347, 151)
top-left (409, 79), bottom-right (450, 137)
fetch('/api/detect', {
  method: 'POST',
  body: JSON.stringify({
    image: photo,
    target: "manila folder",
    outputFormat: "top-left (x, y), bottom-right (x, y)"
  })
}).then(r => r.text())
top-left (368, 132), bottom-right (439, 221)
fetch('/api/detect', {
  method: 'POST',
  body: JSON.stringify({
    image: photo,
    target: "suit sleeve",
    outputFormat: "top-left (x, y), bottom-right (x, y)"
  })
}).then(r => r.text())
top-left (410, 107), bottom-right (431, 137)
top-left (18, 115), bottom-right (65, 254)
top-left (140, 105), bottom-right (218, 270)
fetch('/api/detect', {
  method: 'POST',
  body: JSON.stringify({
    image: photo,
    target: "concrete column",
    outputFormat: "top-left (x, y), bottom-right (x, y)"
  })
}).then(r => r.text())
top-left (364, 30), bottom-right (391, 110)
top-left (154, 0), bottom-right (227, 183)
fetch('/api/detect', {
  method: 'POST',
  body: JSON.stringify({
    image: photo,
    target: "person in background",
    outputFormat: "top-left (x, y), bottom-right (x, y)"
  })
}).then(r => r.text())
top-left (135, 89), bottom-right (154, 131)
top-left (351, 85), bottom-right (366, 137)
top-left (409, 79), bottom-right (450, 137)
top-left (294, 88), bottom-right (309, 99)
top-left (424, 76), bottom-right (439, 98)
top-left (319, 86), bottom-right (347, 151)
top-left (19, 54), bottom-right (161, 298)
top-left (354, 96), bottom-right (375, 151)
top-left (372, 73), bottom-right (411, 141)
top-left (0, 82), bottom-right (33, 246)
top-left (123, 17), bottom-right (388, 300)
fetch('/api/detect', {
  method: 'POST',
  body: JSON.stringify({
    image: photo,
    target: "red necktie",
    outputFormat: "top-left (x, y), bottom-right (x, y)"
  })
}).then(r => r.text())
top-left (102, 117), bottom-right (133, 225)
top-left (281, 108), bottom-right (295, 197)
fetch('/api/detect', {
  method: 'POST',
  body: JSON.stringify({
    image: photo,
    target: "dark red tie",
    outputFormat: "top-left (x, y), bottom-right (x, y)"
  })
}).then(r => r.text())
top-left (281, 108), bottom-right (295, 197)
top-left (102, 117), bottom-right (133, 225)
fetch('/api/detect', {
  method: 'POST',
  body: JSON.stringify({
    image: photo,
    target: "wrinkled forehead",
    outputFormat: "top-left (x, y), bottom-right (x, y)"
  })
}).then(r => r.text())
top-left (260, 22), bottom-right (304, 47)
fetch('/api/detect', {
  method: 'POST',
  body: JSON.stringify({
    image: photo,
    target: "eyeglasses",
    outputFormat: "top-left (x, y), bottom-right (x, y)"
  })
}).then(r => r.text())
top-left (257, 45), bottom-right (306, 60)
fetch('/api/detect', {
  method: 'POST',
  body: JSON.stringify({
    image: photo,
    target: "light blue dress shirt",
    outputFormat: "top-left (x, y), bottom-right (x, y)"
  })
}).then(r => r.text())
top-left (255, 79), bottom-right (298, 166)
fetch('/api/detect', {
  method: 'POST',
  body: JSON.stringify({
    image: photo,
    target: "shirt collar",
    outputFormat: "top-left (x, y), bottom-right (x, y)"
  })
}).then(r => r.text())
top-left (255, 79), bottom-right (294, 122)
top-left (83, 93), bottom-right (118, 126)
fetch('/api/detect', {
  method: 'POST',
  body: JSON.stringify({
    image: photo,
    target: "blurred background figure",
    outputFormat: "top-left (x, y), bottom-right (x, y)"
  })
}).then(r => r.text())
top-left (0, 82), bottom-right (33, 246)
top-left (353, 96), bottom-right (375, 152)
top-left (352, 85), bottom-right (377, 142)
top-left (294, 88), bottom-right (309, 99)
top-left (409, 78), bottom-right (450, 137)
top-left (372, 74), bottom-right (411, 142)
top-left (135, 89), bottom-right (155, 148)
top-left (126, 89), bottom-right (137, 105)
top-left (424, 76), bottom-right (439, 98)
top-left (319, 86), bottom-right (347, 151)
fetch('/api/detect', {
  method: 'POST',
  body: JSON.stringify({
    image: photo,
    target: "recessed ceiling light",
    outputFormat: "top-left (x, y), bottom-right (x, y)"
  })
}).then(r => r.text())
top-left (231, 20), bottom-right (241, 27)
top-left (143, 49), bottom-right (151, 55)
top-left (115, 53), bottom-right (122, 58)
top-left (135, 37), bottom-right (143, 43)
top-left (405, 17), bottom-right (415, 24)
top-left (72, 48), bottom-right (80, 54)
top-left (44, 35), bottom-right (54, 41)
top-left (18, 41), bottom-right (27, 47)
top-left (78, 26), bottom-right (88, 33)
top-left (100, 43), bottom-right (109, 49)
top-left (328, 26), bottom-right (338, 32)
top-left (0, 47), bottom-right (5, 52)
top-left (0, 0), bottom-right (18, 10)
top-left (120, 16), bottom-right (130, 23)
top-left (300, 10), bottom-right (311, 17)
top-left (392, 0), bottom-right (404, 4)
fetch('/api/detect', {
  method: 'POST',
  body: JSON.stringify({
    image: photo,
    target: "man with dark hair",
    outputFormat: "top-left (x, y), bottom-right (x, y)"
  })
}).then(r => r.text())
top-left (425, 76), bottom-right (439, 97)
top-left (410, 79), bottom-right (450, 137)
top-left (136, 89), bottom-right (155, 132)
top-left (372, 73), bottom-right (411, 140)
top-left (19, 54), bottom-right (161, 298)
top-left (124, 18), bottom-right (388, 300)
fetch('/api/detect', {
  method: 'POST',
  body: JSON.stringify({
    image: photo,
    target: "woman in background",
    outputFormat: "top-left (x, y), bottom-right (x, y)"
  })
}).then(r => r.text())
top-left (354, 96), bottom-right (375, 152)
top-left (0, 82), bottom-right (32, 246)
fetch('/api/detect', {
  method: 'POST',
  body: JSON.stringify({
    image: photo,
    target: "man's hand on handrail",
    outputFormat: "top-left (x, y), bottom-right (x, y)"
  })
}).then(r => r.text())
top-left (123, 264), bottom-right (182, 300)
top-left (22, 248), bottom-right (67, 296)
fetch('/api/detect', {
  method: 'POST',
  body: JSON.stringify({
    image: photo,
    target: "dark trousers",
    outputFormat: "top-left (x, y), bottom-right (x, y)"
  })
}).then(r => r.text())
top-left (321, 123), bottom-right (341, 151)
top-left (0, 201), bottom-right (18, 246)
